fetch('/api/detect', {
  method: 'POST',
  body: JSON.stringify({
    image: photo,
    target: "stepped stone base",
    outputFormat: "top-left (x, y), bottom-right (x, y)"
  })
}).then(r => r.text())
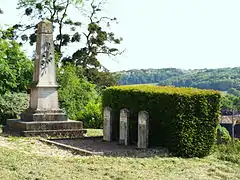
top-left (22, 129), bottom-right (87, 138)
top-left (3, 119), bottom-right (87, 138)
top-left (21, 108), bottom-right (68, 122)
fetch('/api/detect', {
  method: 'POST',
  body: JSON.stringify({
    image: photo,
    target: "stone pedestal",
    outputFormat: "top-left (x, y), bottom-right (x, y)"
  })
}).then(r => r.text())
top-left (21, 109), bottom-right (67, 122)
top-left (3, 20), bottom-right (86, 138)
top-left (3, 119), bottom-right (86, 138)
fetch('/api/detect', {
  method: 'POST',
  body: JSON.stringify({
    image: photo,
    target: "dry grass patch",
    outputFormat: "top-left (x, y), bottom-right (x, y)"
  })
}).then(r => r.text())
top-left (0, 130), bottom-right (239, 180)
top-left (85, 129), bottom-right (103, 137)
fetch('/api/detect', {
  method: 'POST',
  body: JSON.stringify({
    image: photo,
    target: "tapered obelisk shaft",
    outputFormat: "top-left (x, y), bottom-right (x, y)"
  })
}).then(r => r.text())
top-left (21, 19), bottom-right (67, 121)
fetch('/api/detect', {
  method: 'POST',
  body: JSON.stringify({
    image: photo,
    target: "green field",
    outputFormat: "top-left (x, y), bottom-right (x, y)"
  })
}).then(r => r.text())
top-left (0, 130), bottom-right (239, 180)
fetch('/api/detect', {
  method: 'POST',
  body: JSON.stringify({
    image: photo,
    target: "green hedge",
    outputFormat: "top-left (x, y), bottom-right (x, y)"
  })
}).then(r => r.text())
top-left (102, 85), bottom-right (221, 157)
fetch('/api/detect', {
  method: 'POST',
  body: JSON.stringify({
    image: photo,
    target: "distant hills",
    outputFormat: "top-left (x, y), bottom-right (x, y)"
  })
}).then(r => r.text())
top-left (118, 67), bottom-right (240, 96)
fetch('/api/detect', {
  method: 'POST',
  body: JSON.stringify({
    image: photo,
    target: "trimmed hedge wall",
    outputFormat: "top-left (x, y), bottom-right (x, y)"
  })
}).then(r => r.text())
top-left (102, 85), bottom-right (221, 157)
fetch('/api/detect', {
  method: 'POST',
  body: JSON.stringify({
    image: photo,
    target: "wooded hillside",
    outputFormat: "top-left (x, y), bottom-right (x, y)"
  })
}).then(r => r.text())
top-left (118, 67), bottom-right (240, 96)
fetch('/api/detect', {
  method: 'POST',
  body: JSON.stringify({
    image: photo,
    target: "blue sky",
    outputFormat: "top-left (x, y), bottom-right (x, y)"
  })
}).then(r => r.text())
top-left (1, 0), bottom-right (240, 72)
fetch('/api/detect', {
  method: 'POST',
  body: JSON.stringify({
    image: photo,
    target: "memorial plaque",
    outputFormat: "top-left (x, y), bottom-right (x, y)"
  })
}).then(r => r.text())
top-left (39, 89), bottom-right (55, 98)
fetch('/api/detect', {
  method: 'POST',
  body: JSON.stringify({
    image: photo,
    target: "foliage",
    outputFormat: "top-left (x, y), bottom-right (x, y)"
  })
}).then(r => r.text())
top-left (83, 68), bottom-right (120, 87)
top-left (227, 88), bottom-right (240, 96)
top-left (102, 85), bottom-right (221, 157)
top-left (0, 36), bottom-right (33, 94)
top-left (57, 64), bottom-right (103, 128)
top-left (118, 67), bottom-right (240, 93)
top-left (119, 68), bottom-right (184, 85)
top-left (62, 0), bottom-right (123, 76)
top-left (15, 0), bottom-right (123, 87)
top-left (221, 93), bottom-right (235, 109)
top-left (16, 0), bottom-right (83, 51)
top-left (221, 93), bottom-right (240, 115)
top-left (78, 97), bottom-right (103, 128)
top-left (0, 92), bottom-right (28, 124)
top-left (214, 140), bottom-right (240, 164)
top-left (216, 124), bottom-right (231, 144)
top-left (119, 68), bottom-right (240, 114)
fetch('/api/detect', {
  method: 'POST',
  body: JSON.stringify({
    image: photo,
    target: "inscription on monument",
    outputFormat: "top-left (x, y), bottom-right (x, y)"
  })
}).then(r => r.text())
top-left (39, 89), bottom-right (55, 98)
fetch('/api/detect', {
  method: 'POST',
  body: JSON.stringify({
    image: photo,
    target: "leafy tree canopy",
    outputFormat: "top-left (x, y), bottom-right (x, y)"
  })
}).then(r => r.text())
top-left (57, 63), bottom-right (103, 127)
top-left (0, 29), bottom-right (33, 94)
top-left (13, 0), bottom-right (123, 87)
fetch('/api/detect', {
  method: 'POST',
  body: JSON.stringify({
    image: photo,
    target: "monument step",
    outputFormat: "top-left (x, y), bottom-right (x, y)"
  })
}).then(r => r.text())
top-left (22, 129), bottom-right (87, 138)
top-left (6, 119), bottom-right (83, 131)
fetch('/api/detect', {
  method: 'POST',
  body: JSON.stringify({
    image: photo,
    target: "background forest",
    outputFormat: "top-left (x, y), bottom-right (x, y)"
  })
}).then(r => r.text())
top-left (118, 68), bottom-right (240, 113)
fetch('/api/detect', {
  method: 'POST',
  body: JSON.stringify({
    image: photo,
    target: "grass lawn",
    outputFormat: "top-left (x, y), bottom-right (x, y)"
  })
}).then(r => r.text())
top-left (0, 129), bottom-right (239, 180)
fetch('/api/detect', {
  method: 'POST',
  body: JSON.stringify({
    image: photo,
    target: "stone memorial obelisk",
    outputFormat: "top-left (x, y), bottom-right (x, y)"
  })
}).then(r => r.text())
top-left (21, 19), bottom-right (66, 121)
top-left (3, 20), bottom-right (86, 137)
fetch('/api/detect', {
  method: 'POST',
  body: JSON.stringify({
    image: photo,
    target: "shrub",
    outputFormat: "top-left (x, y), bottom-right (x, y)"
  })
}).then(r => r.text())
top-left (77, 97), bottom-right (103, 129)
top-left (102, 85), bottom-right (221, 157)
top-left (0, 38), bottom-right (33, 94)
top-left (216, 124), bottom-right (231, 144)
top-left (0, 92), bottom-right (28, 124)
top-left (214, 141), bottom-right (240, 164)
top-left (58, 64), bottom-right (103, 128)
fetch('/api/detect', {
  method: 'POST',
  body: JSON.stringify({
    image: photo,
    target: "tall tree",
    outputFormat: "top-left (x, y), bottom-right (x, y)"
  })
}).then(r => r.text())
top-left (13, 0), bottom-right (122, 86)
top-left (0, 29), bottom-right (33, 94)
top-left (16, 0), bottom-right (83, 54)
top-left (62, 0), bottom-right (123, 85)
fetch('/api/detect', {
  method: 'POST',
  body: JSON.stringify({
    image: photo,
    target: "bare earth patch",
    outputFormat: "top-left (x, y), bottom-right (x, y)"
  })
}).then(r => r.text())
top-left (53, 137), bottom-right (169, 157)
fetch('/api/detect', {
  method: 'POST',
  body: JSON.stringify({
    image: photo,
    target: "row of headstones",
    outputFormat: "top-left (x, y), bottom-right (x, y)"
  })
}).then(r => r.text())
top-left (103, 107), bottom-right (149, 149)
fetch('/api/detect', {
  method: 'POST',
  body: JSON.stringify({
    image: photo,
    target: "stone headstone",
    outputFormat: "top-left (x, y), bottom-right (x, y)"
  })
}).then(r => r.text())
top-left (119, 108), bottom-right (130, 145)
top-left (21, 19), bottom-right (67, 121)
top-left (103, 107), bottom-right (112, 142)
top-left (138, 111), bottom-right (149, 149)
